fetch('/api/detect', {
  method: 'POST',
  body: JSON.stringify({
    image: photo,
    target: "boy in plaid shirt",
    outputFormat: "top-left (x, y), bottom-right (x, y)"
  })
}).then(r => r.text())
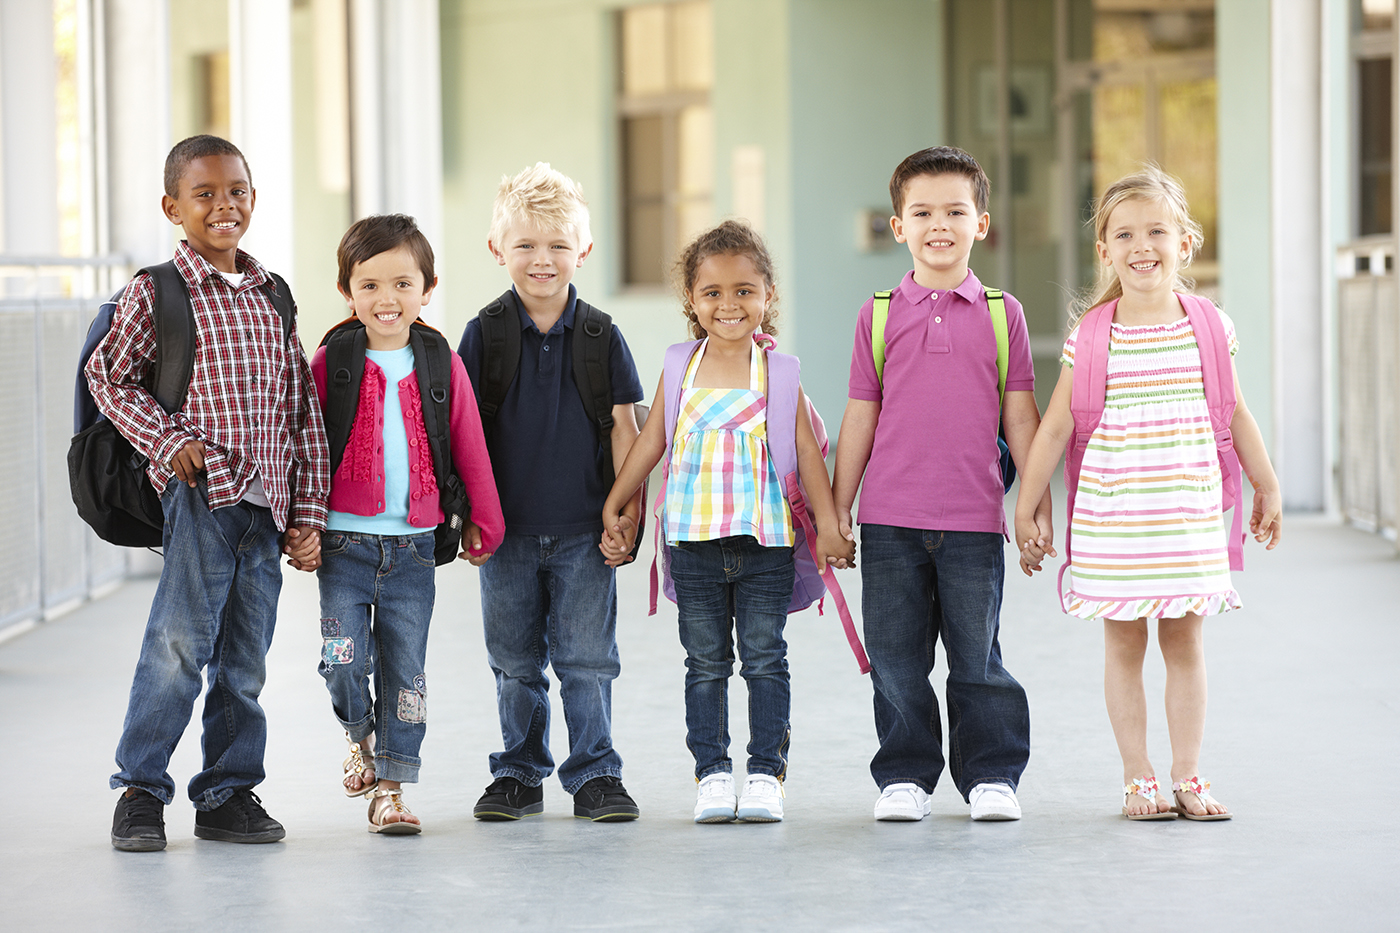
top-left (88, 136), bottom-right (329, 851)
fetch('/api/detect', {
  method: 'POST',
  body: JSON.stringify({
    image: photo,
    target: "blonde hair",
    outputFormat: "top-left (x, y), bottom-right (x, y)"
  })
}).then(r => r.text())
top-left (489, 162), bottom-right (592, 248)
top-left (1071, 165), bottom-right (1204, 325)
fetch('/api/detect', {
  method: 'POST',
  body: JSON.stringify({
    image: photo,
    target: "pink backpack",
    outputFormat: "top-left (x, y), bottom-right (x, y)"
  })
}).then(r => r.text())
top-left (647, 339), bottom-right (870, 674)
top-left (1059, 294), bottom-right (1245, 602)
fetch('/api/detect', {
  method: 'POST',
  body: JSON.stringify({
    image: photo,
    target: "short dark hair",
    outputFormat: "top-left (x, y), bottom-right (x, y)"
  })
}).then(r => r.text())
top-left (889, 146), bottom-right (990, 216)
top-left (164, 135), bottom-right (251, 198)
top-left (337, 214), bottom-right (436, 294)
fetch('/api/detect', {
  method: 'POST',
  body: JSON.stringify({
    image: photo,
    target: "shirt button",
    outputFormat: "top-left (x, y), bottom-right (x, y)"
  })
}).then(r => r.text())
top-left (410, 438), bottom-right (418, 446)
top-left (935, 316), bottom-right (942, 323)
top-left (411, 464), bottom-right (418, 472)
top-left (412, 492), bottom-right (422, 501)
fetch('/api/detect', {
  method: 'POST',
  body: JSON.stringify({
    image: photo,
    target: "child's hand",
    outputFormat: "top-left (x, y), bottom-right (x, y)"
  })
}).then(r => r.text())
top-left (459, 522), bottom-right (492, 566)
top-left (1014, 515), bottom-right (1052, 577)
top-left (282, 525), bottom-right (321, 572)
top-left (836, 506), bottom-right (855, 545)
top-left (816, 527), bottom-right (855, 572)
top-left (600, 514), bottom-right (637, 567)
top-left (1250, 484), bottom-right (1282, 549)
top-left (170, 440), bottom-right (206, 487)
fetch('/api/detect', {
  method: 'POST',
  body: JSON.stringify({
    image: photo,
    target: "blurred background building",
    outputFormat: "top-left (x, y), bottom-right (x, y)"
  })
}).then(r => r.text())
top-left (1, 0), bottom-right (1395, 633)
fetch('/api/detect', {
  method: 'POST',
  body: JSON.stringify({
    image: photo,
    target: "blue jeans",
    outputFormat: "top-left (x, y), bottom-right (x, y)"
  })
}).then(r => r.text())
top-left (859, 525), bottom-right (1030, 799)
top-left (669, 536), bottom-right (794, 781)
top-left (111, 479), bottom-right (283, 809)
top-left (317, 531), bottom-right (436, 783)
top-left (479, 532), bottom-right (623, 793)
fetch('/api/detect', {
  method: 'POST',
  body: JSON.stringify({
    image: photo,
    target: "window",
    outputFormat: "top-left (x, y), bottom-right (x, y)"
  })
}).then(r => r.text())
top-left (617, 1), bottom-right (713, 286)
top-left (1357, 0), bottom-right (1395, 236)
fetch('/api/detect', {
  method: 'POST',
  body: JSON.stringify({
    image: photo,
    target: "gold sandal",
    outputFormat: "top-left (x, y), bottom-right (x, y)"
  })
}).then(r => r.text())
top-left (342, 733), bottom-right (378, 798)
top-left (367, 786), bottom-right (422, 835)
top-left (1122, 776), bottom-right (1175, 820)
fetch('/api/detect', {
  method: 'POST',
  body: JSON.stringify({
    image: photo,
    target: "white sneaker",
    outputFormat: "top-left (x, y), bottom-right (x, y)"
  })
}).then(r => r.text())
top-left (736, 774), bottom-right (784, 822)
top-left (969, 782), bottom-right (1021, 821)
top-left (693, 773), bottom-right (737, 823)
top-left (873, 783), bottom-right (931, 821)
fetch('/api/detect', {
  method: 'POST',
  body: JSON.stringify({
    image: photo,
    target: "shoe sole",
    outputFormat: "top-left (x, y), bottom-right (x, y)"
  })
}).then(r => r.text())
top-left (193, 826), bottom-right (286, 843)
top-left (369, 821), bottom-right (423, 835)
top-left (694, 810), bottom-right (736, 823)
top-left (736, 810), bottom-right (782, 822)
top-left (971, 811), bottom-right (1021, 821)
top-left (573, 808), bottom-right (639, 822)
top-left (111, 834), bottom-right (166, 852)
top-left (473, 802), bottom-right (544, 821)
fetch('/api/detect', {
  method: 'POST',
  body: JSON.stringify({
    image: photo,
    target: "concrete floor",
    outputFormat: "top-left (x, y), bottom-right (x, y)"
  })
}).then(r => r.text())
top-left (2, 514), bottom-right (1397, 932)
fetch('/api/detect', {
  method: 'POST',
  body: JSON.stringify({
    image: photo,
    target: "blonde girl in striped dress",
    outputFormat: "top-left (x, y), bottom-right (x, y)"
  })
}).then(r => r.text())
top-left (1012, 168), bottom-right (1281, 821)
top-left (600, 221), bottom-right (853, 823)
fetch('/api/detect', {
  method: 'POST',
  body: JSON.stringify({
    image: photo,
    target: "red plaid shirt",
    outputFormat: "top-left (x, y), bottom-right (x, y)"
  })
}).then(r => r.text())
top-left (85, 242), bottom-right (330, 530)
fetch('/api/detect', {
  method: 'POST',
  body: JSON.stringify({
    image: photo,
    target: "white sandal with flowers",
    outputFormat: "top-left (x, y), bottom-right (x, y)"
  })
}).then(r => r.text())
top-left (1171, 777), bottom-right (1231, 821)
top-left (367, 786), bottom-right (422, 835)
top-left (342, 733), bottom-right (378, 798)
top-left (1122, 776), bottom-right (1175, 820)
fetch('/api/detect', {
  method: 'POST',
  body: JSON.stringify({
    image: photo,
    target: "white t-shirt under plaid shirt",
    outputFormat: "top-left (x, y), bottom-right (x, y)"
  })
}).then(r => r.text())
top-left (664, 339), bottom-right (792, 547)
top-left (84, 241), bottom-right (330, 530)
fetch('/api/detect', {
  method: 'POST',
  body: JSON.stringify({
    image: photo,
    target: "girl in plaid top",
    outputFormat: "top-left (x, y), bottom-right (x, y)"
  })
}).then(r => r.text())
top-left (602, 221), bottom-right (852, 823)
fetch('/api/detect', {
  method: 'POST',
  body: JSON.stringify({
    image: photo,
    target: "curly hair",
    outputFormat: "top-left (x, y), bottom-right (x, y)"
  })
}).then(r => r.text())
top-left (673, 220), bottom-right (779, 340)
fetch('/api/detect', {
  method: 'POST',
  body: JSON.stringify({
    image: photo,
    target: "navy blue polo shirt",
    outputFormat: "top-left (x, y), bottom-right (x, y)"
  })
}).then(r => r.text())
top-left (458, 285), bottom-right (644, 535)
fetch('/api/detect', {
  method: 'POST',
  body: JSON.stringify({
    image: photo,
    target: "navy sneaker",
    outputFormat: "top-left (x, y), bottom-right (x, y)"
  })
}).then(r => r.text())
top-left (194, 788), bottom-right (286, 843)
top-left (573, 776), bottom-right (639, 822)
top-left (111, 788), bottom-right (166, 852)
top-left (473, 776), bottom-right (544, 821)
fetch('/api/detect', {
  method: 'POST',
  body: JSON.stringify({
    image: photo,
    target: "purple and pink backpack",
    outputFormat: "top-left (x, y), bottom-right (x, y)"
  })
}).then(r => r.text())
top-left (1059, 294), bottom-right (1246, 601)
top-left (647, 338), bottom-right (870, 673)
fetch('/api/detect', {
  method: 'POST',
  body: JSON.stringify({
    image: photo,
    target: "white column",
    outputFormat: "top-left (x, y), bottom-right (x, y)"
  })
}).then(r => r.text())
top-left (229, 0), bottom-right (295, 284)
top-left (0, 0), bottom-right (60, 259)
top-left (1270, 0), bottom-right (1326, 511)
top-left (103, 0), bottom-right (171, 268)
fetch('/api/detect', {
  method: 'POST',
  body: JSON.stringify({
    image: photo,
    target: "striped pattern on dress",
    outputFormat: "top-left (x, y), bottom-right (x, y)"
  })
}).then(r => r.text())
top-left (664, 340), bottom-right (793, 546)
top-left (1060, 307), bottom-right (1242, 621)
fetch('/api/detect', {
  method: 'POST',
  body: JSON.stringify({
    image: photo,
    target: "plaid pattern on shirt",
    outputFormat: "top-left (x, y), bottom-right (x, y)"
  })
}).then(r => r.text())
top-left (84, 241), bottom-right (329, 530)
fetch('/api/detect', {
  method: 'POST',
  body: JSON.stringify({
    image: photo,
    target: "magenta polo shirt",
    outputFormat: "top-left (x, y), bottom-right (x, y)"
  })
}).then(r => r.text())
top-left (847, 268), bottom-right (1034, 537)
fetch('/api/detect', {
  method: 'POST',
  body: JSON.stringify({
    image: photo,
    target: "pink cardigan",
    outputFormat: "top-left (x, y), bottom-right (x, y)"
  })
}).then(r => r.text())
top-left (311, 346), bottom-right (504, 556)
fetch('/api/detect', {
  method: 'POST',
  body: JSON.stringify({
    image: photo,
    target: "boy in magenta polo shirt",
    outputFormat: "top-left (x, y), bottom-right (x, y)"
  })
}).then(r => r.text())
top-left (832, 146), bottom-right (1052, 823)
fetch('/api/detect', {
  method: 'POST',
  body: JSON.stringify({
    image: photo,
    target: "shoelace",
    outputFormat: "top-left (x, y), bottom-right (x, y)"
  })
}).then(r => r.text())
top-left (229, 789), bottom-right (270, 819)
top-left (124, 792), bottom-right (164, 822)
top-left (699, 780), bottom-right (733, 801)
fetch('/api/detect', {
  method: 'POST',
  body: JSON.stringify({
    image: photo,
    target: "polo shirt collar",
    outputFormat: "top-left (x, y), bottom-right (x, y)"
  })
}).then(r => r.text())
top-left (896, 268), bottom-right (983, 306)
top-left (511, 283), bottom-right (578, 335)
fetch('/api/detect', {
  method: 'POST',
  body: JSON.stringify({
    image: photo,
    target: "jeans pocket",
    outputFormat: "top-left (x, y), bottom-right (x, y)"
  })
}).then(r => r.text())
top-left (322, 532), bottom-right (351, 557)
top-left (407, 534), bottom-right (437, 568)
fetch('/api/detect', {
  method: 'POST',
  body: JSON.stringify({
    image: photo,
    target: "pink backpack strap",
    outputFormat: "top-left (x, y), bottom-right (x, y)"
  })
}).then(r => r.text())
top-left (1059, 301), bottom-right (1116, 604)
top-left (785, 472), bottom-right (870, 674)
top-left (648, 341), bottom-right (703, 615)
top-left (1181, 295), bottom-right (1245, 571)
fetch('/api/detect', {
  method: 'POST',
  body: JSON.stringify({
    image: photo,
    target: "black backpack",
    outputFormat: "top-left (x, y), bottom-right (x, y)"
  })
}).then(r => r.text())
top-left (319, 318), bottom-right (468, 566)
top-left (475, 291), bottom-right (646, 560)
top-left (68, 262), bottom-right (293, 548)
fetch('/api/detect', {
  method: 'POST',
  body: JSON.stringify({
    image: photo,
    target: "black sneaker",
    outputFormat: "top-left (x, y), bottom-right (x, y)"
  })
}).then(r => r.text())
top-left (193, 788), bottom-right (286, 844)
top-left (573, 776), bottom-right (639, 822)
top-left (112, 788), bottom-right (166, 852)
top-left (473, 776), bottom-right (544, 821)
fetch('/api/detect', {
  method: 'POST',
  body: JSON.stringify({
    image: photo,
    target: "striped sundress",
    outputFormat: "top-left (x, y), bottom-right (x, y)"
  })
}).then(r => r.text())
top-left (664, 339), bottom-right (793, 547)
top-left (1060, 307), bottom-right (1242, 621)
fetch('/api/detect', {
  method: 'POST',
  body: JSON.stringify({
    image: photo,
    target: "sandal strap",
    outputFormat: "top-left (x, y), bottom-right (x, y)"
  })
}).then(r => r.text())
top-left (368, 786), bottom-right (412, 820)
top-left (1123, 776), bottom-right (1161, 800)
top-left (1172, 776), bottom-right (1210, 796)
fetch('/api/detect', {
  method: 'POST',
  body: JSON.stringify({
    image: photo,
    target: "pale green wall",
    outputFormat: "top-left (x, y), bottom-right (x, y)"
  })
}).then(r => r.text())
top-left (1216, 0), bottom-right (1275, 452)
top-left (787, 0), bottom-right (947, 424)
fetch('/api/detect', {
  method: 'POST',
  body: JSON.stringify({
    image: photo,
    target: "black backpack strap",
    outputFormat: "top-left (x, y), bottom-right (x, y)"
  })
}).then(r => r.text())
top-left (320, 320), bottom-right (367, 477)
top-left (410, 323), bottom-right (457, 499)
top-left (262, 271), bottom-right (296, 346)
top-left (476, 290), bottom-right (521, 433)
top-left (572, 300), bottom-right (617, 484)
top-left (139, 261), bottom-right (195, 414)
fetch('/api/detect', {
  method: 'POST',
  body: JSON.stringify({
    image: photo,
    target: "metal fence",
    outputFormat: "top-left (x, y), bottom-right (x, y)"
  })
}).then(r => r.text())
top-left (1336, 237), bottom-right (1399, 544)
top-left (0, 257), bottom-right (134, 635)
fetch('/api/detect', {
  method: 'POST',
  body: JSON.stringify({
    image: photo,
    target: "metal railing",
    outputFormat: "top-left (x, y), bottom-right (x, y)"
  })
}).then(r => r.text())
top-left (1336, 237), bottom-right (1398, 544)
top-left (0, 255), bottom-right (134, 635)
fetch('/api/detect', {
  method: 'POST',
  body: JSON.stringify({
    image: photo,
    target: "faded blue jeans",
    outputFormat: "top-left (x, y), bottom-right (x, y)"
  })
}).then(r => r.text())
top-left (317, 531), bottom-right (436, 784)
top-left (859, 525), bottom-right (1030, 799)
top-left (111, 479), bottom-right (283, 809)
top-left (479, 532), bottom-right (623, 794)
top-left (668, 536), bottom-right (794, 781)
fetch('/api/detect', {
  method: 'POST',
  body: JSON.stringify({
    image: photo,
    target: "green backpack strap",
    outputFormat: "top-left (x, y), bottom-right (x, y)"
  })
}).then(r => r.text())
top-left (871, 290), bottom-right (893, 386)
top-left (986, 287), bottom-right (1008, 405)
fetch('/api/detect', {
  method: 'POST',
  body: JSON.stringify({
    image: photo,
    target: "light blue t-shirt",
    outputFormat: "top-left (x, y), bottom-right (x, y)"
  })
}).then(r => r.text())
top-left (327, 346), bottom-right (417, 536)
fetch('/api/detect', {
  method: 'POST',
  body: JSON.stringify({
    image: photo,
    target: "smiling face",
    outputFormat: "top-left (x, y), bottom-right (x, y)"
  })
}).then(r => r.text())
top-left (685, 252), bottom-right (773, 346)
top-left (339, 246), bottom-right (436, 351)
top-left (891, 172), bottom-right (990, 289)
top-left (489, 221), bottom-right (591, 314)
top-left (1096, 196), bottom-right (1192, 299)
top-left (161, 154), bottom-right (254, 273)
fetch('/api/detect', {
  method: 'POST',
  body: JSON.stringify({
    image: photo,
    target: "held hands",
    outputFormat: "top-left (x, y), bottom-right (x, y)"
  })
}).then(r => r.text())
top-left (816, 525), bottom-right (855, 572)
top-left (459, 522), bottom-right (493, 566)
top-left (1250, 484), bottom-right (1283, 550)
top-left (282, 525), bottom-right (321, 572)
top-left (170, 440), bottom-right (206, 486)
top-left (599, 512), bottom-right (638, 568)
top-left (1014, 509), bottom-right (1057, 578)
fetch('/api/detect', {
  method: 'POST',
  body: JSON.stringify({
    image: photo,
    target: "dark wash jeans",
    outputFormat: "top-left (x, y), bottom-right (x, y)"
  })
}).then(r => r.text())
top-left (669, 536), bottom-right (795, 781)
top-left (859, 524), bottom-right (1030, 799)
top-left (111, 479), bottom-right (283, 808)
